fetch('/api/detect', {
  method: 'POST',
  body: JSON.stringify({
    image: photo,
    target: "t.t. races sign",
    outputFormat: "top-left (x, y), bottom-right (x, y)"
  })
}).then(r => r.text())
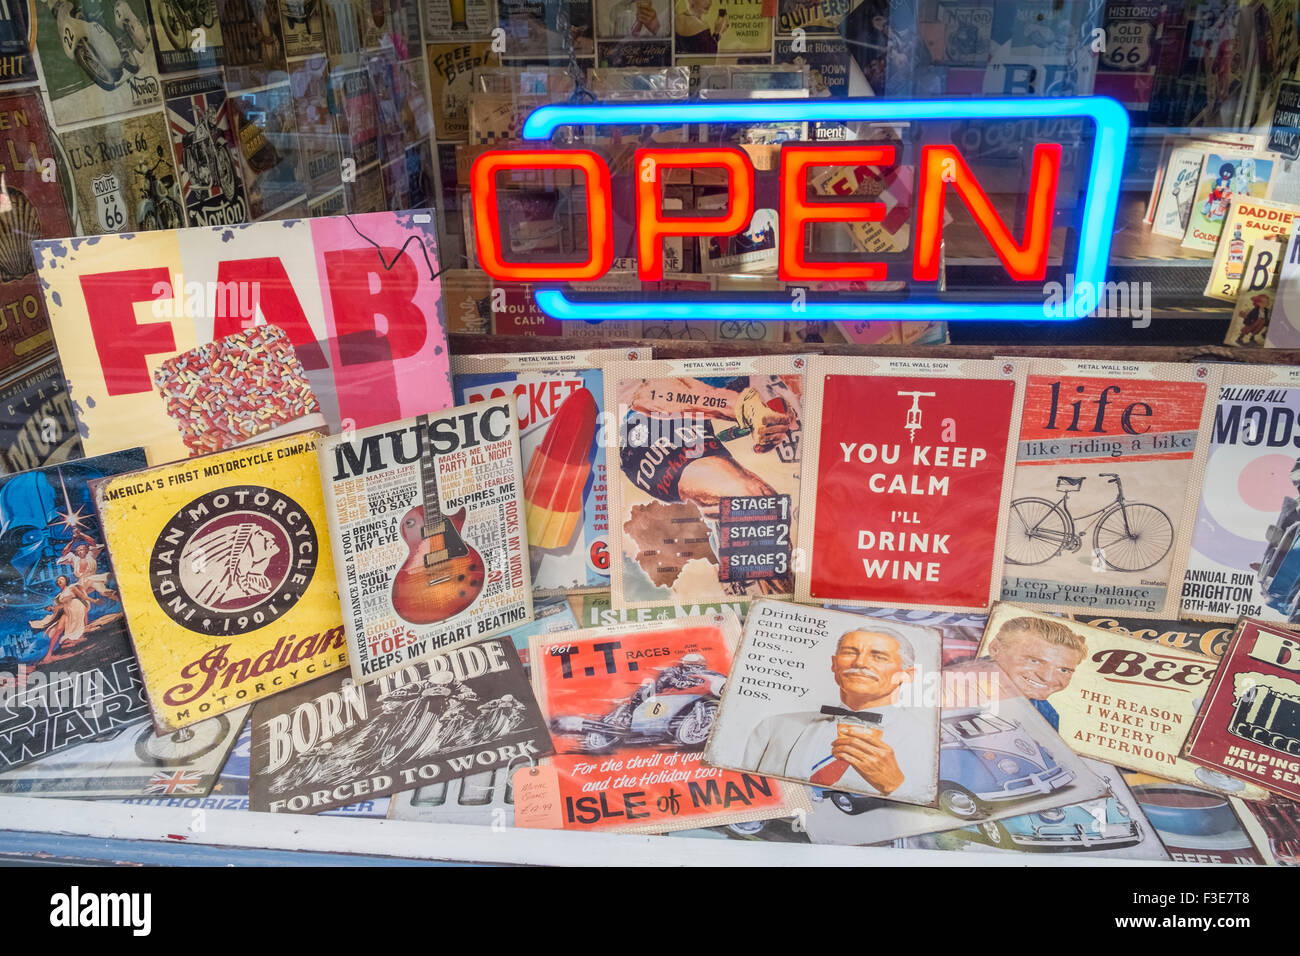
top-left (470, 97), bottom-right (1128, 323)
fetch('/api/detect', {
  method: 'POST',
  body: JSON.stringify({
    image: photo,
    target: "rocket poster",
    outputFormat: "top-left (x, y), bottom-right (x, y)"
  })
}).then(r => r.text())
top-left (453, 349), bottom-right (649, 594)
top-left (1000, 360), bottom-right (1217, 618)
top-left (798, 356), bottom-right (1023, 611)
top-left (1182, 367), bottom-right (1300, 626)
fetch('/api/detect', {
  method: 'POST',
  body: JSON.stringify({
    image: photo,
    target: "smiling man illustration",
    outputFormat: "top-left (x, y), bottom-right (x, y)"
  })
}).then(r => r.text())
top-left (986, 616), bottom-right (1086, 731)
top-left (742, 627), bottom-right (931, 797)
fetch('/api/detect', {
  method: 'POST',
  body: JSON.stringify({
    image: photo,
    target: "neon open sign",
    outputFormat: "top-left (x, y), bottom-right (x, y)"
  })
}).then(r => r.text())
top-left (470, 96), bottom-right (1129, 322)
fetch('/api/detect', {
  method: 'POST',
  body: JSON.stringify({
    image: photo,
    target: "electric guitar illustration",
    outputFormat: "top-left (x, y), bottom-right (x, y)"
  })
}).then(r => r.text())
top-left (391, 415), bottom-right (485, 625)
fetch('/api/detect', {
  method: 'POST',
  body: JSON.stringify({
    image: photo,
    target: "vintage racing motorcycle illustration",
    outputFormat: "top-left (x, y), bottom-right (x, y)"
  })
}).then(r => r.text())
top-left (180, 104), bottom-right (237, 198)
top-left (48, 0), bottom-right (149, 91)
top-left (154, 0), bottom-right (213, 52)
top-left (135, 144), bottom-right (183, 230)
top-left (550, 653), bottom-right (726, 753)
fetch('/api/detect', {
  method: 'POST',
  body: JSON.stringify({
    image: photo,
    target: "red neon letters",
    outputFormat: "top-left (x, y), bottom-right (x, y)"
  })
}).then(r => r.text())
top-left (471, 142), bottom-right (1063, 285)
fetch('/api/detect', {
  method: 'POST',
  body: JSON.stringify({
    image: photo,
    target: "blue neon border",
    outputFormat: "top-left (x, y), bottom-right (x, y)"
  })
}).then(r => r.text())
top-left (519, 96), bottom-right (1129, 323)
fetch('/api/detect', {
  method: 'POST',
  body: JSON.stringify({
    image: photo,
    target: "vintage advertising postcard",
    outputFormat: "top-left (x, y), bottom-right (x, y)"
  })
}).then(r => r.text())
top-left (289, 55), bottom-right (343, 199)
top-left (706, 600), bottom-right (942, 805)
top-left (163, 72), bottom-right (251, 227)
top-left (1233, 793), bottom-right (1300, 865)
top-left (36, 210), bottom-right (451, 463)
top-left (1182, 618), bottom-right (1300, 802)
top-left (978, 603), bottom-right (1267, 799)
top-left (279, 0), bottom-right (324, 55)
top-left (330, 67), bottom-right (380, 171)
top-left (228, 80), bottom-right (308, 220)
top-left (1181, 365), bottom-right (1300, 625)
top-left (797, 355), bottom-right (1025, 612)
top-left (0, 450), bottom-right (150, 771)
top-left (218, 0), bottom-right (286, 75)
top-left (777, 0), bottom-right (858, 34)
top-left (1072, 614), bottom-right (1236, 660)
top-left (1000, 359), bottom-right (1217, 618)
top-left (0, 361), bottom-right (83, 473)
top-left (675, 0), bottom-right (771, 55)
top-left (1121, 770), bottom-right (1267, 864)
top-left (427, 41), bottom-right (498, 141)
top-left (146, 0), bottom-right (225, 71)
top-left (318, 399), bottom-right (533, 683)
top-left (453, 349), bottom-right (650, 595)
top-left (1224, 236), bottom-right (1284, 347)
top-left (0, 707), bottom-right (246, 798)
top-left (595, 0), bottom-right (670, 40)
top-left (897, 758), bottom-right (1170, 860)
top-left (606, 355), bottom-right (805, 610)
top-left (57, 111), bottom-right (184, 236)
top-left (803, 659), bottom-right (1107, 845)
top-left (34, 0), bottom-right (161, 126)
top-left (1181, 150), bottom-right (1275, 252)
top-left (528, 613), bottom-right (805, 832)
top-left (250, 637), bottom-right (551, 813)
top-left (94, 432), bottom-right (346, 731)
top-left (1203, 197), bottom-right (1300, 302)
top-left (1150, 144), bottom-right (1209, 239)
top-left (426, 0), bottom-right (494, 37)
top-left (0, 91), bottom-right (71, 378)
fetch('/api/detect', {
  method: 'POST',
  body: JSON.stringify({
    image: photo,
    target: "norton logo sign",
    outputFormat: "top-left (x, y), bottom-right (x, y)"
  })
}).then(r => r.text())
top-left (149, 485), bottom-right (318, 634)
top-left (49, 887), bottom-right (151, 936)
top-left (470, 97), bottom-right (1128, 322)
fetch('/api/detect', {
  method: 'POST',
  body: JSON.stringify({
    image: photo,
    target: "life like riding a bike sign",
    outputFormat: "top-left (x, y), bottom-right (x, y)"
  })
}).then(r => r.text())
top-left (468, 96), bottom-right (1129, 323)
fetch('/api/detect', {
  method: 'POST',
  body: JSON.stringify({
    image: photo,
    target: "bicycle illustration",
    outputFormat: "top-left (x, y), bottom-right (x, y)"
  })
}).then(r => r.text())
top-left (642, 321), bottom-right (708, 340)
top-left (719, 319), bottom-right (767, 340)
top-left (1004, 473), bottom-right (1174, 572)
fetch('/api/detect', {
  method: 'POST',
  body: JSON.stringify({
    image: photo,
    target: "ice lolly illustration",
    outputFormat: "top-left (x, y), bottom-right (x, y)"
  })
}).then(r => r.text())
top-left (525, 387), bottom-right (598, 550)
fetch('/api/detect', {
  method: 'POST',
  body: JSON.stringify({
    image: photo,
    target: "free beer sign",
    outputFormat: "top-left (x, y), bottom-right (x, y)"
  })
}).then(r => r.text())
top-left (471, 97), bottom-right (1129, 322)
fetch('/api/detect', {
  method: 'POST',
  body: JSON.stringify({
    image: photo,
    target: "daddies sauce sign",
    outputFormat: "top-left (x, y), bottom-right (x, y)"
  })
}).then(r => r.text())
top-left (808, 361), bottom-right (1019, 609)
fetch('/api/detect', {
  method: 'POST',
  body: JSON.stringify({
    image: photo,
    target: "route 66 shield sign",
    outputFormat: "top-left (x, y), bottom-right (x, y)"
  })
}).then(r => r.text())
top-left (92, 173), bottom-right (128, 232)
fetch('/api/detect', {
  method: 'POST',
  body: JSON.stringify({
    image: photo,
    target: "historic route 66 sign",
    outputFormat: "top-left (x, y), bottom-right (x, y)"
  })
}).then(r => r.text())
top-left (92, 173), bottom-right (127, 232)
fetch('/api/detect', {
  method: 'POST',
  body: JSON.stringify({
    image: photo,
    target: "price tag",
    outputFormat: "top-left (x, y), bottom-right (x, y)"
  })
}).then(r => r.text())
top-left (513, 763), bottom-right (563, 829)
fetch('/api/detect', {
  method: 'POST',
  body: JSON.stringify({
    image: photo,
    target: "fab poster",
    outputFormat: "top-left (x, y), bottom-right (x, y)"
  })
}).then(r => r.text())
top-left (34, 210), bottom-right (451, 464)
top-left (606, 355), bottom-right (805, 610)
top-left (452, 349), bottom-right (650, 594)
top-left (797, 356), bottom-right (1024, 612)
top-left (1181, 365), bottom-right (1300, 626)
top-left (526, 613), bottom-right (804, 833)
top-left (1000, 360), bottom-right (1218, 618)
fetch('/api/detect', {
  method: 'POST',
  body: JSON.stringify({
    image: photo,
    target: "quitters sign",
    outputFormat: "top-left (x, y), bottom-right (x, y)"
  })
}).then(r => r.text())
top-left (470, 97), bottom-right (1129, 323)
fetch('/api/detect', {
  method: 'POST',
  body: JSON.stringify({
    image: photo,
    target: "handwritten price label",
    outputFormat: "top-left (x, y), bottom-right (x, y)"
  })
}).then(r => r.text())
top-left (513, 764), bottom-right (563, 829)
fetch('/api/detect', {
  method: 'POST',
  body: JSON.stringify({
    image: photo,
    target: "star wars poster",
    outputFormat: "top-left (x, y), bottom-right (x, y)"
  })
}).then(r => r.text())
top-left (0, 707), bottom-right (245, 797)
top-left (453, 349), bottom-right (650, 594)
top-left (978, 603), bottom-right (1268, 800)
top-left (95, 432), bottom-right (347, 731)
top-left (802, 659), bottom-right (1107, 845)
top-left (0, 450), bottom-right (150, 771)
top-left (57, 111), bottom-right (184, 236)
top-left (706, 601), bottom-right (942, 805)
top-left (1181, 366), bottom-right (1300, 626)
top-left (318, 399), bottom-right (533, 683)
top-left (1183, 618), bottom-right (1300, 802)
top-left (999, 360), bottom-right (1216, 618)
top-left (528, 613), bottom-right (803, 833)
top-left (34, 0), bottom-right (161, 126)
top-left (146, 0), bottom-right (225, 71)
top-left (896, 757), bottom-right (1170, 860)
top-left (0, 361), bottom-right (82, 474)
top-left (250, 637), bottom-right (551, 813)
top-left (228, 80), bottom-right (308, 220)
top-left (606, 355), bottom-right (805, 610)
top-left (35, 210), bottom-right (451, 464)
top-left (797, 356), bottom-right (1024, 612)
top-left (0, 91), bottom-right (72, 380)
top-left (164, 72), bottom-right (251, 228)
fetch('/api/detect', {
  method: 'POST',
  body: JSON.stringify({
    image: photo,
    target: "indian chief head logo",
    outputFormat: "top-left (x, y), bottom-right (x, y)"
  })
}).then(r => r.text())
top-left (150, 485), bottom-right (318, 634)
